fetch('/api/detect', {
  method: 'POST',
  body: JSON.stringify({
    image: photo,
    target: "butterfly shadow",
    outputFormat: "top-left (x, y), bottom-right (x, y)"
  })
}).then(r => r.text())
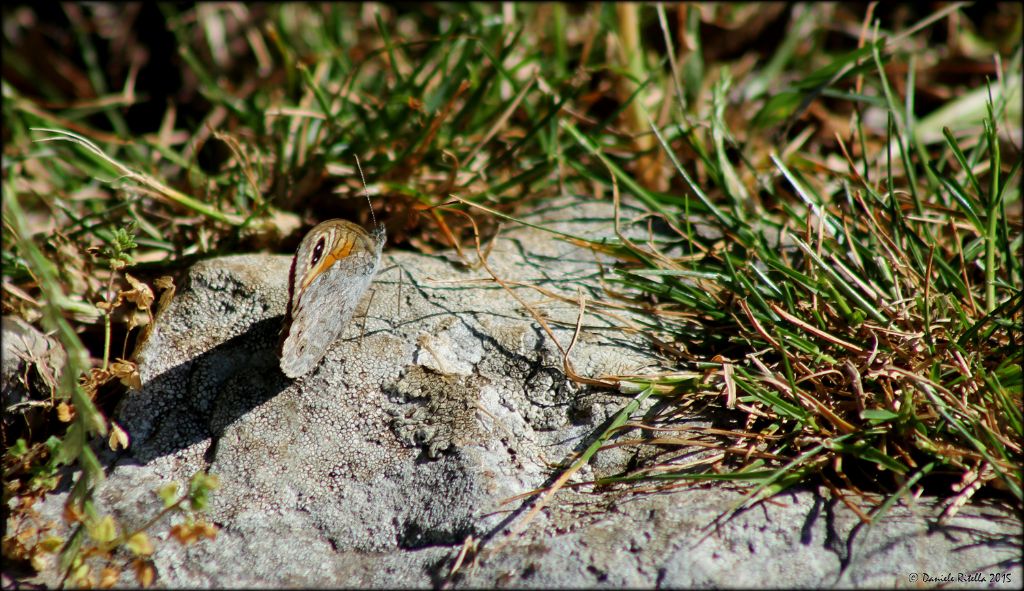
top-left (111, 315), bottom-right (293, 468)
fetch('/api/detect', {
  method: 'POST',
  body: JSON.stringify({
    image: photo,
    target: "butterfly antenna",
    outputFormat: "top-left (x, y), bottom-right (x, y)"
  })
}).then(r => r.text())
top-left (354, 154), bottom-right (379, 232)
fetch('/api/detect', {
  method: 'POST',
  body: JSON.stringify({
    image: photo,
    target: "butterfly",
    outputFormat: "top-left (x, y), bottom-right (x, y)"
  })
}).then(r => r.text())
top-left (278, 218), bottom-right (385, 378)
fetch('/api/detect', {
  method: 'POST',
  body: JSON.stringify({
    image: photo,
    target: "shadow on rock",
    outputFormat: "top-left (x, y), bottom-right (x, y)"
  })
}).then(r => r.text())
top-left (116, 315), bottom-right (291, 466)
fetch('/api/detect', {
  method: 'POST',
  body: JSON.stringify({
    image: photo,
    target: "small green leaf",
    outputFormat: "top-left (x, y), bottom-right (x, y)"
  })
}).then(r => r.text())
top-left (861, 408), bottom-right (900, 422)
top-left (158, 482), bottom-right (180, 508)
top-left (8, 438), bottom-right (29, 457)
top-left (126, 532), bottom-right (154, 556)
top-left (87, 515), bottom-right (118, 544)
top-left (38, 536), bottom-right (65, 553)
top-left (188, 472), bottom-right (220, 511)
top-left (752, 91), bottom-right (803, 128)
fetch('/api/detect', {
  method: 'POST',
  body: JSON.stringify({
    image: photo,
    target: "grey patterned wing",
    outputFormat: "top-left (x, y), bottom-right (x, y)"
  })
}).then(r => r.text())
top-left (279, 251), bottom-right (378, 378)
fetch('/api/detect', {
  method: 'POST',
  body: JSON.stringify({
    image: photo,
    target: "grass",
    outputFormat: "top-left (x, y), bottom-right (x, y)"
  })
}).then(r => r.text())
top-left (2, 3), bottom-right (1021, 586)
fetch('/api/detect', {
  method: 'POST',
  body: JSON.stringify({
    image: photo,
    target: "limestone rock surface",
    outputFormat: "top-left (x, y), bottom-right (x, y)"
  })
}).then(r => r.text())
top-left (21, 199), bottom-right (1022, 588)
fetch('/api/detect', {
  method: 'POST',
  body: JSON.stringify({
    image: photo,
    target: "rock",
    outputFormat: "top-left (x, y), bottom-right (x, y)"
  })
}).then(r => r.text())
top-left (17, 199), bottom-right (1023, 588)
top-left (453, 487), bottom-right (1021, 588)
top-left (2, 315), bottom-right (66, 434)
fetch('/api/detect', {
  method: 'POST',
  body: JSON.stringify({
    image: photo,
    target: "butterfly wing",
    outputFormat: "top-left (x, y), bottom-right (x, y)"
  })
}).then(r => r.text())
top-left (279, 224), bottom-right (383, 378)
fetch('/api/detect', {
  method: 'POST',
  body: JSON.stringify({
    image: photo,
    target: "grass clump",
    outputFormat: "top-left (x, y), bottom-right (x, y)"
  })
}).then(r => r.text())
top-left (566, 4), bottom-right (1022, 521)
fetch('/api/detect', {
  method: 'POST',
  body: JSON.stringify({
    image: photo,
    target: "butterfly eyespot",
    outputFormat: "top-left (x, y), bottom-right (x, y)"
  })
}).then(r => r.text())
top-left (310, 237), bottom-right (326, 267)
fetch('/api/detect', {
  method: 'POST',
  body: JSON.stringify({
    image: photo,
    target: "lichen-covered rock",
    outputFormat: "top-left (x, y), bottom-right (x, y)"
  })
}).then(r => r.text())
top-left (68, 198), bottom-right (660, 585)
top-left (2, 315), bottom-right (67, 430)
top-left (19, 199), bottom-right (1022, 588)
